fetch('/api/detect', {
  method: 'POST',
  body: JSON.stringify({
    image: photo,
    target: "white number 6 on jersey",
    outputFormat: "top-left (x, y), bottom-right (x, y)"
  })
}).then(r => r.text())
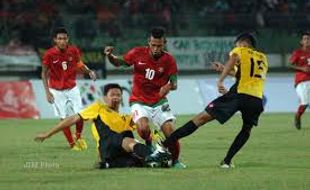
top-left (61, 61), bottom-right (68, 70)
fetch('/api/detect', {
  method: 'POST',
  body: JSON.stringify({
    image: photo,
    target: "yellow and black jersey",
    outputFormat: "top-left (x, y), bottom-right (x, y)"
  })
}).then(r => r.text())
top-left (79, 100), bottom-right (136, 133)
top-left (229, 47), bottom-right (268, 99)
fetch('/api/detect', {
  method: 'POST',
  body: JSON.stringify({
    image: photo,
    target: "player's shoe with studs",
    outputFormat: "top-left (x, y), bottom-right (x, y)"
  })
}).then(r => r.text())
top-left (145, 144), bottom-right (172, 168)
top-left (220, 160), bottom-right (235, 169)
top-left (75, 137), bottom-right (88, 150)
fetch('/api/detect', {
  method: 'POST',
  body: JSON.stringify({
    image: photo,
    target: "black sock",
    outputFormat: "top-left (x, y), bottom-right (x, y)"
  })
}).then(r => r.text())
top-left (163, 120), bottom-right (198, 147)
top-left (224, 127), bottom-right (251, 164)
top-left (133, 143), bottom-right (152, 159)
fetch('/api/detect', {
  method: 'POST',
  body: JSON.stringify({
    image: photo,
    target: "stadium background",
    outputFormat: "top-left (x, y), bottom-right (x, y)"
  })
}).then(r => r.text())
top-left (1, 1), bottom-right (310, 190)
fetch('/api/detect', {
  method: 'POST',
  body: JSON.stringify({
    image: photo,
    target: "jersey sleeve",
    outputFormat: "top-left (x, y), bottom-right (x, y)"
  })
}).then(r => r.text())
top-left (79, 102), bottom-right (101, 120)
top-left (123, 48), bottom-right (138, 66)
top-left (229, 47), bottom-right (242, 57)
top-left (289, 50), bottom-right (299, 65)
top-left (168, 56), bottom-right (178, 83)
top-left (42, 51), bottom-right (51, 66)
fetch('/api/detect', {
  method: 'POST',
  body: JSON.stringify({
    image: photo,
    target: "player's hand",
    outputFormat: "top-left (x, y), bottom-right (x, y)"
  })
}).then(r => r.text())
top-left (210, 62), bottom-right (224, 72)
top-left (103, 46), bottom-right (114, 56)
top-left (46, 91), bottom-right (54, 104)
top-left (302, 67), bottom-right (310, 73)
top-left (217, 80), bottom-right (227, 94)
top-left (88, 70), bottom-right (97, 81)
top-left (159, 83), bottom-right (172, 97)
top-left (34, 133), bottom-right (49, 143)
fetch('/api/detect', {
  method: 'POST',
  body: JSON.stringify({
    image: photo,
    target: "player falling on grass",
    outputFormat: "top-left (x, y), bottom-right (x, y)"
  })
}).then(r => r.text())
top-left (35, 83), bottom-right (172, 168)
top-left (162, 32), bottom-right (268, 168)
top-left (289, 31), bottom-right (310, 130)
top-left (42, 27), bottom-right (96, 150)
top-left (103, 26), bottom-right (185, 168)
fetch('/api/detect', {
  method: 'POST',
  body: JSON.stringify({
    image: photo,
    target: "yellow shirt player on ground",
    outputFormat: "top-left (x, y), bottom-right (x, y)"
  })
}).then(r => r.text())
top-left (35, 83), bottom-right (171, 168)
top-left (162, 32), bottom-right (268, 169)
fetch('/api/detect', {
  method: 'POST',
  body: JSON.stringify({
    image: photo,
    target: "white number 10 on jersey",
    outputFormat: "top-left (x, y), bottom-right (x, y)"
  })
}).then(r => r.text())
top-left (145, 68), bottom-right (155, 80)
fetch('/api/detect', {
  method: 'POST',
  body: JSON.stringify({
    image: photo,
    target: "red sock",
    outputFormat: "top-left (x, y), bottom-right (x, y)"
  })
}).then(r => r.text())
top-left (137, 127), bottom-right (152, 145)
top-left (167, 140), bottom-right (180, 163)
top-left (75, 119), bottom-right (84, 139)
top-left (296, 105), bottom-right (307, 119)
top-left (62, 127), bottom-right (75, 147)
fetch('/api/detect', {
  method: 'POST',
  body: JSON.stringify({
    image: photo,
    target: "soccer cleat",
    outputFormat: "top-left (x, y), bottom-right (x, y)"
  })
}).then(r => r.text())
top-left (220, 160), bottom-right (235, 169)
top-left (146, 143), bottom-right (155, 152)
top-left (294, 116), bottom-right (301, 130)
top-left (71, 144), bottom-right (82, 151)
top-left (145, 146), bottom-right (172, 168)
top-left (173, 160), bottom-right (187, 169)
top-left (76, 138), bottom-right (88, 150)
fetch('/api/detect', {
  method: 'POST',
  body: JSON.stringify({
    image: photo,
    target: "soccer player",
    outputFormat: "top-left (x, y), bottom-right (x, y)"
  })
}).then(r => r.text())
top-left (162, 32), bottom-right (268, 168)
top-left (42, 27), bottom-right (96, 150)
top-left (289, 31), bottom-right (310, 130)
top-left (34, 83), bottom-right (172, 168)
top-left (103, 27), bottom-right (185, 168)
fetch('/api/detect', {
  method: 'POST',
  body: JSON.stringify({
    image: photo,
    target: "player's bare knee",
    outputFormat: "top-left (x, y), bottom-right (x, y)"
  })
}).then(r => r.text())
top-left (193, 111), bottom-right (213, 127)
top-left (122, 137), bottom-right (136, 152)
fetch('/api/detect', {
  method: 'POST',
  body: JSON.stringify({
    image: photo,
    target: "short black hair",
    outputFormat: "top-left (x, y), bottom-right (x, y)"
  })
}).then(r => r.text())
top-left (151, 26), bottom-right (166, 39)
top-left (301, 31), bottom-right (310, 37)
top-left (103, 83), bottom-right (122, 95)
top-left (52, 27), bottom-right (68, 38)
top-left (235, 32), bottom-right (257, 47)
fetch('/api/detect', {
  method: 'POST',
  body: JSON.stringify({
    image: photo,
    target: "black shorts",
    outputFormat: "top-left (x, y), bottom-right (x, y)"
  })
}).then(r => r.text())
top-left (205, 92), bottom-right (264, 126)
top-left (94, 116), bottom-right (143, 168)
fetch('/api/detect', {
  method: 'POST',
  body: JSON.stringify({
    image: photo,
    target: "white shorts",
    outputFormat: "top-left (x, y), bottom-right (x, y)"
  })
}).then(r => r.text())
top-left (49, 86), bottom-right (82, 119)
top-left (131, 103), bottom-right (176, 129)
top-left (296, 81), bottom-right (310, 105)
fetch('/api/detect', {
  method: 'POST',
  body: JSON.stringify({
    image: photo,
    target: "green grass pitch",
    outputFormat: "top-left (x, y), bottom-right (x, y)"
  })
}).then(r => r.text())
top-left (0, 113), bottom-right (310, 190)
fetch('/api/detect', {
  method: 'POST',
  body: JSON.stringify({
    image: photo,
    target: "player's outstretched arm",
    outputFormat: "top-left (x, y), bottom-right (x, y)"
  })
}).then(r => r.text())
top-left (210, 62), bottom-right (236, 76)
top-left (103, 46), bottom-right (122, 67)
top-left (34, 114), bottom-right (82, 142)
top-left (289, 64), bottom-right (310, 73)
top-left (217, 54), bottom-right (239, 94)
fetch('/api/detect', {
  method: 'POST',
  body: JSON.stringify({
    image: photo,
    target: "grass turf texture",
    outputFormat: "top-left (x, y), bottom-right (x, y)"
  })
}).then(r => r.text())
top-left (0, 113), bottom-right (310, 190)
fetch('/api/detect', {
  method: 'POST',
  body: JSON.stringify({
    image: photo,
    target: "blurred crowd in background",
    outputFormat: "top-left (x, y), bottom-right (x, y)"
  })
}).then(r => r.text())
top-left (1, 0), bottom-right (310, 51)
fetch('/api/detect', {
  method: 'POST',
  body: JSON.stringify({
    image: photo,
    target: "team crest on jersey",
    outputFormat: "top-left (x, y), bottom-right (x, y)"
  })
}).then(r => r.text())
top-left (208, 103), bottom-right (214, 108)
top-left (69, 56), bottom-right (73, 61)
top-left (158, 67), bottom-right (164, 73)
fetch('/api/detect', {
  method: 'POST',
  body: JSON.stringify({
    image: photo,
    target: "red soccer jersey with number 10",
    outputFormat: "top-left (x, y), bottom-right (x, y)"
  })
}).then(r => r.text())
top-left (123, 47), bottom-right (178, 105)
top-left (290, 48), bottom-right (310, 86)
top-left (42, 45), bottom-right (81, 90)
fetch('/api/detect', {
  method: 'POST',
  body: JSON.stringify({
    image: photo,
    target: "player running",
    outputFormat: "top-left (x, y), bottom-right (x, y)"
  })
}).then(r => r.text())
top-left (103, 26), bottom-right (185, 168)
top-left (289, 31), bottom-right (310, 130)
top-left (162, 32), bottom-right (268, 168)
top-left (42, 27), bottom-right (96, 150)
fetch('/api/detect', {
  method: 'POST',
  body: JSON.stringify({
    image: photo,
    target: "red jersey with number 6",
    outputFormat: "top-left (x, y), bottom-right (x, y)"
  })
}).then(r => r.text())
top-left (123, 47), bottom-right (178, 105)
top-left (42, 45), bottom-right (81, 90)
top-left (290, 49), bottom-right (310, 86)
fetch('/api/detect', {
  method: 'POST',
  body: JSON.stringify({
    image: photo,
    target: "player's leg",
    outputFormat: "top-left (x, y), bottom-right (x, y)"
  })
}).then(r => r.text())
top-left (122, 137), bottom-right (172, 167)
top-left (221, 95), bottom-right (263, 168)
top-left (294, 82), bottom-right (309, 130)
top-left (69, 86), bottom-right (87, 149)
top-left (50, 88), bottom-right (76, 149)
top-left (131, 104), bottom-right (153, 147)
top-left (162, 110), bottom-right (214, 147)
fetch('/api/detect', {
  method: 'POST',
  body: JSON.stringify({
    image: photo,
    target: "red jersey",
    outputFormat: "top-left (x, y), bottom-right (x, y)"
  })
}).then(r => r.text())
top-left (123, 47), bottom-right (178, 105)
top-left (42, 45), bottom-right (81, 90)
top-left (290, 48), bottom-right (310, 86)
